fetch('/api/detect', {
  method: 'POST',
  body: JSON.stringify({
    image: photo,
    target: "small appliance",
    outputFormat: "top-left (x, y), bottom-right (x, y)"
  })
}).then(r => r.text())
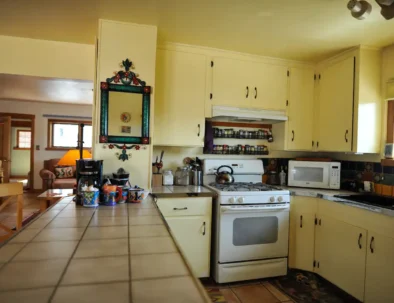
top-left (204, 159), bottom-right (290, 283)
top-left (288, 160), bottom-right (341, 189)
top-left (76, 159), bottom-right (103, 205)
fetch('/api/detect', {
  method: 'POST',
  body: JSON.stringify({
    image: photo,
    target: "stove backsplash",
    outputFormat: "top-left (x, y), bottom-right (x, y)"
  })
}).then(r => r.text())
top-left (261, 158), bottom-right (392, 191)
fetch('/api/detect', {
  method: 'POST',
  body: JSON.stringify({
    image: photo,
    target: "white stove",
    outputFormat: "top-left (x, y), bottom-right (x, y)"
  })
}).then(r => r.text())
top-left (203, 159), bottom-right (290, 284)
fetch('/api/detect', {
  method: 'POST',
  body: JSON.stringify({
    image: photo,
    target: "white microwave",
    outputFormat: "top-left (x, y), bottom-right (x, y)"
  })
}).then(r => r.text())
top-left (288, 161), bottom-right (341, 189)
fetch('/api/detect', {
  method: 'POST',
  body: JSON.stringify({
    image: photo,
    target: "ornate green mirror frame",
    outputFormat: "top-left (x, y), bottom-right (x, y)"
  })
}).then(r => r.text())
top-left (99, 59), bottom-right (151, 145)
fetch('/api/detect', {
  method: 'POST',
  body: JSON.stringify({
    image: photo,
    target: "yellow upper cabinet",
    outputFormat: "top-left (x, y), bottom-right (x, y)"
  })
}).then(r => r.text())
top-left (286, 67), bottom-right (315, 151)
top-left (211, 57), bottom-right (288, 110)
top-left (211, 57), bottom-right (251, 107)
top-left (317, 56), bottom-right (354, 152)
top-left (315, 47), bottom-right (381, 153)
top-left (154, 49), bottom-right (207, 147)
top-left (250, 63), bottom-right (288, 111)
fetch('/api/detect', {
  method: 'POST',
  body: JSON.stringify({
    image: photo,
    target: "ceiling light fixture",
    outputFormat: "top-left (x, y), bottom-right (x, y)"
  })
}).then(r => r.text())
top-left (347, 0), bottom-right (394, 19)
top-left (347, 0), bottom-right (372, 20)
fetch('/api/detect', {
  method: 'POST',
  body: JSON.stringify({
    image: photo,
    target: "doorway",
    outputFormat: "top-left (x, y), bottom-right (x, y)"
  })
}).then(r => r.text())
top-left (0, 113), bottom-right (35, 190)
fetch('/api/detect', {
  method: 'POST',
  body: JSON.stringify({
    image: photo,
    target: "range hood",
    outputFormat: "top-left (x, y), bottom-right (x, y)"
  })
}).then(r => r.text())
top-left (210, 106), bottom-right (288, 124)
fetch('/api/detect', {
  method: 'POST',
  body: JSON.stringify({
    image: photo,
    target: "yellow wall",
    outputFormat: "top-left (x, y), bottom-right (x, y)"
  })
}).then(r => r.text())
top-left (0, 35), bottom-right (94, 80)
top-left (10, 127), bottom-right (31, 176)
top-left (93, 20), bottom-right (157, 190)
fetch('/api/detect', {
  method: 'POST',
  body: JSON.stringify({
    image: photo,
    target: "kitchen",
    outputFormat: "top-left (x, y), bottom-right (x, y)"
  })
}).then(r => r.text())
top-left (1, 1), bottom-right (394, 302)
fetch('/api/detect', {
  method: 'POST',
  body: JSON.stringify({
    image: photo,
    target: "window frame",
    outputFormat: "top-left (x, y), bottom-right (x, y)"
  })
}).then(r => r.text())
top-left (14, 129), bottom-right (32, 150)
top-left (46, 119), bottom-right (92, 151)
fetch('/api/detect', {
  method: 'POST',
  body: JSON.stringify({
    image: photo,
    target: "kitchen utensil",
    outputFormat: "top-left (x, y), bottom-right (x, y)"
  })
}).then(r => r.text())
top-left (215, 165), bottom-right (235, 184)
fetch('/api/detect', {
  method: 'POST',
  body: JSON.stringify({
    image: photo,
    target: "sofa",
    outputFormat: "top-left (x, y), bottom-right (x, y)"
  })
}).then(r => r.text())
top-left (39, 159), bottom-right (76, 190)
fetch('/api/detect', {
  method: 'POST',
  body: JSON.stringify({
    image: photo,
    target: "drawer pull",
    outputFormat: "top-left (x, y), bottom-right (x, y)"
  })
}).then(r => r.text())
top-left (358, 233), bottom-right (362, 249)
top-left (370, 236), bottom-right (375, 253)
top-left (203, 221), bottom-right (206, 236)
top-left (173, 207), bottom-right (188, 211)
top-left (300, 215), bottom-right (303, 228)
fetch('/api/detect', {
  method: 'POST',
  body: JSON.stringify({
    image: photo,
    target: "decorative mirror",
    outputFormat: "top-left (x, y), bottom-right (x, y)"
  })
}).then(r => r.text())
top-left (99, 59), bottom-right (151, 144)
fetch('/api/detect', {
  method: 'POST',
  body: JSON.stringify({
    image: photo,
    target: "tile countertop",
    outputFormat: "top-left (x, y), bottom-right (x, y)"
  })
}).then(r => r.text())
top-left (0, 195), bottom-right (211, 303)
top-left (283, 186), bottom-right (394, 217)
top-left (151, 185), bottom-right (216, 197)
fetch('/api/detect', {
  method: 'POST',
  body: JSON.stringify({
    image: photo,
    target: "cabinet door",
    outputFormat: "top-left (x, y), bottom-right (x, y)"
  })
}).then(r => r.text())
top-left (166, 216), bottom-right (211, 278)
top-left (289, 196), bottom-right (318, 271)
top-left (365, 232), bottom-right (394, 303)
top-left (287, 68), bottom-right (315, 150)
top-left (154, 49), bottom-right (206, 146)
top-left (211, 57), bottom-right (250, 107)
top-left (251, 63), bottom-right (288, 111)
top-left (317, 57), bottom-right (354, 152)
top-left (315, 215), bottom-right (367, 301)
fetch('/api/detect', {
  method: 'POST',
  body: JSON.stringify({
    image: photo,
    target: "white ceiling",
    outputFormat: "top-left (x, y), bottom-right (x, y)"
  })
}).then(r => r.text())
top-left (0, 74), bottom-right (93, 105)
top-left (1, 0), bottom-right (394, 61)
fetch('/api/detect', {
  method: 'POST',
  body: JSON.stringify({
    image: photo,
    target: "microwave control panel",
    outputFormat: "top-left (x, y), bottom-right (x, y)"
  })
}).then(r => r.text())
top-left (329, 163), bottom-right (341, 189)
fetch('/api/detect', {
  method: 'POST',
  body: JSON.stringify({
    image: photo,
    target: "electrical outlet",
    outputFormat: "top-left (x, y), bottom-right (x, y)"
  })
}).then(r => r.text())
top-left (36, 145), bottom-right (40, 151)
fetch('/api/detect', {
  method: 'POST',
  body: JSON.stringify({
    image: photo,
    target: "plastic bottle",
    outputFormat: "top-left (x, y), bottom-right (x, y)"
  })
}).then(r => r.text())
top-left (279, 166), bottom-right (286, 186)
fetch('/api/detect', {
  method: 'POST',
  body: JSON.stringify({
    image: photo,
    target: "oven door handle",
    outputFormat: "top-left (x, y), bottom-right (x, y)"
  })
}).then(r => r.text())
top-left (221, 206), bottom-right (289, 213)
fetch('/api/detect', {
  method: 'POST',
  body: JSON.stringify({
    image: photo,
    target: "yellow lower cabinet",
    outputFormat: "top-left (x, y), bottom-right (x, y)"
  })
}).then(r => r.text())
top-left (364, 232), bottom-right (394, 303)
top-left (315, 215), bottom-right (367, 302)
top-left (166, 216), bottom-right (211, 278)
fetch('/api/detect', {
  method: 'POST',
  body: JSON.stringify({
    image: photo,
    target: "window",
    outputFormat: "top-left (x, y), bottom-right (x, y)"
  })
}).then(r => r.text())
top-left (15, 130), bottom-right (31, 150)
top-left (47, 119), bottom-right (92, 150)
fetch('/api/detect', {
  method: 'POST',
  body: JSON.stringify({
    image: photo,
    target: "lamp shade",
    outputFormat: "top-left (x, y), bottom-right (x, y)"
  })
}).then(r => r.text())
top-left (57, 150), bottom-right (92, 166)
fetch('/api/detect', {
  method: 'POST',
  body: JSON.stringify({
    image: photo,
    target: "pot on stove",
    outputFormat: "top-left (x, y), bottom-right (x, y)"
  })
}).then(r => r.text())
top-left (215, 165), bottom-right (235, 184)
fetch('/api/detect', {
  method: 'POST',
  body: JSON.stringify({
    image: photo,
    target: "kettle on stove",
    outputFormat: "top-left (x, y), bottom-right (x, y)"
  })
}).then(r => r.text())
top-left (215, 165), bottom-right (235, 184)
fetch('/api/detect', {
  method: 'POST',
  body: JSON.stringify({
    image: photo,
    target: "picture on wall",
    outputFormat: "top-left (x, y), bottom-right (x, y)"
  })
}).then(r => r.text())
top-left (121, 126), bottom-right (131, 134)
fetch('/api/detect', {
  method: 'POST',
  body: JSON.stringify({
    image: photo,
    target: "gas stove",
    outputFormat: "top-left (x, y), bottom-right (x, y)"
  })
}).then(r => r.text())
top-left (209, 182), bottom-right (282, 192)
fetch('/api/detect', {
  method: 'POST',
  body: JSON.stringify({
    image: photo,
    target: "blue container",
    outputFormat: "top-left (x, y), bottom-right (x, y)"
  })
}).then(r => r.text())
top-left (105, 191), bottom-right (117, 206)
top-left (82, 191), bottom-right (99, 208)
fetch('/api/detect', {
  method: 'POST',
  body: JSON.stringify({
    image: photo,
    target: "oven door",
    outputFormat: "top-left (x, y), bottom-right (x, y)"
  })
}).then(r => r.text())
top-left (218, 204), bottom-right (289, 263)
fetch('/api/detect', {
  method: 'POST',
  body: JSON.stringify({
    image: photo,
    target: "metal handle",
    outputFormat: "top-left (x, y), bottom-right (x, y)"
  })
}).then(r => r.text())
top-left (197, 124), bottom-right (200, 137)
top-left (312, 141), bottom-right (314, 147)
top-left (300, 215), bottom-right (303, 228)
top-left (345, 130), bottom-right (348, 143)
top-left (173, 207), bottom-right (188, 211)
top-left (370, 236), bottom-right (375, 253)
top-left (246, 86), bottom-right (249, 98)
top-left (358, 233), bottom-right (362, 249)
top-left (292, 130), bottom-right (295, 142)
top-left (202, 221), bottom-right (206, 236)
top-left (254, 87), bottom-right (257, 99)
top-left (221, 206), bottom-right (289, 213)
top-left (317, 141), bottom-right (319, 148)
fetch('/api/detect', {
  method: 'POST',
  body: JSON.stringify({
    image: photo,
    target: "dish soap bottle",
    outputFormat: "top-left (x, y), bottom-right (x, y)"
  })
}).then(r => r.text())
top-left (279, 166), bottom-right (286, 186)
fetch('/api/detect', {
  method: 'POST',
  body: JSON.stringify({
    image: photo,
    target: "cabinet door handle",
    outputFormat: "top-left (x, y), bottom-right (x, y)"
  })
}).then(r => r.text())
top-left (246, 86), bottom-right (249, 98)
top-left (197, 124), bottom-right (200, 137)
top-left (358, 233), bottom-right (362, 249)
top-left (312, 141), bottom-right (314, 147)
top-left (173, 207), bottom-right (188, 211)
top-left (370, 236), bottom-right (375, 253)
top-left (345, 130), bottom-right (348, 143)
top-left (300, 215), bottom-right (303, 228)
top-left (203, 221), bottom-right (206, 236)
top-left (292, 130), bottom-right (295, 142)
top-left (254, 87), bottom-right (257, 99)
top-left (317, 141), bottom-right (319, 148)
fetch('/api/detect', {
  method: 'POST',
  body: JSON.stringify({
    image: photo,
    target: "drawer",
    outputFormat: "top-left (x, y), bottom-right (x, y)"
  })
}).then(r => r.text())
top-left (156, 197), bottom-right (212, 217)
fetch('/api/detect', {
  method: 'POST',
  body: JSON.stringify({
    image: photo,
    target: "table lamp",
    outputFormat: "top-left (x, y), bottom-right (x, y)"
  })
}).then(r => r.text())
top-left (57, 150), bottom-right (92, 166)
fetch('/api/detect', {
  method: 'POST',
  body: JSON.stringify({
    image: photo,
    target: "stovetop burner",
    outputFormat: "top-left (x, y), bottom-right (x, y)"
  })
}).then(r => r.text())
top-left (209, 182), bottom-right (282, 192)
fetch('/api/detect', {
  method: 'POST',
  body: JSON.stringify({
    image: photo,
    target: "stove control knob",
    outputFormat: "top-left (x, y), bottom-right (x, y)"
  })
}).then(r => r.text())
top-left (229, 197), bottom-right (236, 204)
top-left (269, 196), bottom-right (275, 203)
top-left (277, 196), bottom-right (283, 202)
top-left (237, 197), bottom-right (245, 204)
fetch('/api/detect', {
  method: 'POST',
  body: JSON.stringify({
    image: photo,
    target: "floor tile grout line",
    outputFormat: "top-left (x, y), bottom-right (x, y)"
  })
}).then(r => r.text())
top-left (229, 288), bottom-right (243, 303)
top-left (0, 201), bottom-right (75, 274)
top-left (131, 274), bottom-right (190, 282)
top-left (47, 205), bottom-right (99, 303)
top-left (127, 204), bottom-right (132, 303)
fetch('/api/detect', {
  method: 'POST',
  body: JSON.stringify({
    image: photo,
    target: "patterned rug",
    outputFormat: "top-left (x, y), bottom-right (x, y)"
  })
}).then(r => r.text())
top-left (0, 210), bottom-right (40, 243)
top-left (205, 288), bottom-right (227, 303)
top-left (273, 269), bottom-right (361, 303)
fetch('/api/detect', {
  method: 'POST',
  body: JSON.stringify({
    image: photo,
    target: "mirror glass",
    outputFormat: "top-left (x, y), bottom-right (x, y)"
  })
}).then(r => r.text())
top-left (107, 91), bottom-right (143, 137)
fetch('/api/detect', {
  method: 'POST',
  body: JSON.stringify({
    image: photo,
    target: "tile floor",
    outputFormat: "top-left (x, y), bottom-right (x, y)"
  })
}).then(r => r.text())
top-left (204, 279), bottom-right (296, 303)
top-left (0, 195), bottom-right (208, 303)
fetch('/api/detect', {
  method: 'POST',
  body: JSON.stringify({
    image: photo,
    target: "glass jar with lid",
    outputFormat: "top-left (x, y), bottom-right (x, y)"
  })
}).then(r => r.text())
top-left (162, 170), bottom-right (174, 185)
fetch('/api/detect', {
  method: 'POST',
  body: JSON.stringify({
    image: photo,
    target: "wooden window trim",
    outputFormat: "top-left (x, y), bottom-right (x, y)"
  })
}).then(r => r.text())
top-left (14, 129), bottom-right (31, 150)
top-left (47, 119), bottom-right (92, 150)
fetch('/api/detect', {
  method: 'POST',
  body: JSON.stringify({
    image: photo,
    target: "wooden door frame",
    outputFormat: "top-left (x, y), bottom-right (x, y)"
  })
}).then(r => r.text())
top-left (0, 112), bottom-right (35, 190)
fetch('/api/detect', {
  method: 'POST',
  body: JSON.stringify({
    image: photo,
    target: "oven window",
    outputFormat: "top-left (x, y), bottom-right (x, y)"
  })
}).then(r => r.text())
top-left (233, 217), bottom-right (278, 246)
top-left (293, 167), bottom-right (324, 182)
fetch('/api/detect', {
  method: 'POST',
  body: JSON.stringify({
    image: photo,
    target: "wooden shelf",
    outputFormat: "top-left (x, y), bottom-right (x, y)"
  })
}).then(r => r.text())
top-left (204, 151), bottom-right (269, 156)
top-left (214, 136), bottom-right (268, 140)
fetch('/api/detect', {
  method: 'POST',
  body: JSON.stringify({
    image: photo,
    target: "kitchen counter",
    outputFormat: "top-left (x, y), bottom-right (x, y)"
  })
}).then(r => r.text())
top-left (151, 185), bottom-right (216, 198)
top-left (0, 195), bottom-right (211, 302)
top-left (284, 186), bottom-right (394, 217)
